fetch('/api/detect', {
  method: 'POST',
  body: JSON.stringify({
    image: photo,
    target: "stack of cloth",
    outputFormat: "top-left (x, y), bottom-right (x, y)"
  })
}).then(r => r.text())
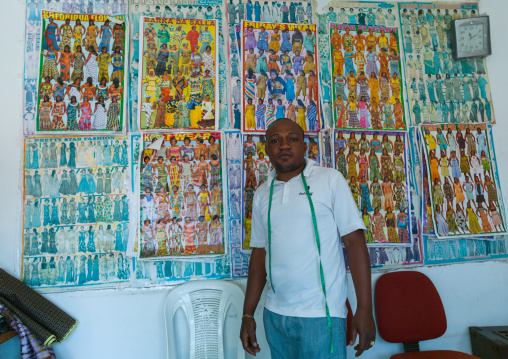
top-left (0, 269), bottom-right (77, 358)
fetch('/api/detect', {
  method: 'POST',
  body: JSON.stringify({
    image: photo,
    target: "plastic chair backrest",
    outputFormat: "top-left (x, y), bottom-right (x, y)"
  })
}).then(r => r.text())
top-left (375, 271), bottom-right (447, 344)
top-left (164, 280), bottom-right (246, 359)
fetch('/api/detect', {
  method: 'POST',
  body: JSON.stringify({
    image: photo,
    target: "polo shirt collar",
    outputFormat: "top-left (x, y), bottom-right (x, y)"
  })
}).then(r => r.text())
top-left (267, 158), bottom-right (316, 184)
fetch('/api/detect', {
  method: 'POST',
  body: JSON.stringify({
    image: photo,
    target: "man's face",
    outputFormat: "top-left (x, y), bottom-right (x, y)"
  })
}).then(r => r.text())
top-left (266, 120), bottom-right (307, 174)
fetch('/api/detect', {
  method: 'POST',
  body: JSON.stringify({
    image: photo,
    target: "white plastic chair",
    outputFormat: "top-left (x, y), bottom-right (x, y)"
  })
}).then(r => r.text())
top-left (164, 280), bottom-right (246, 359)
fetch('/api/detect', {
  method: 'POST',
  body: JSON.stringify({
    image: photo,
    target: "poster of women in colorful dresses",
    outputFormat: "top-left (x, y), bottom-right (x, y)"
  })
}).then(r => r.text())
top-left (137, 17), bottom-right (219, 131)
top-left (138, 132), bottom-right (225, 259)
top-left (314, 1), bottom-right (401, 130)
top-left (22, 136), bottom-right (131, 290)
top-left (420, 123), bottom-right (507, 239)
top-left (36, 11), bottom-right (127, 133)
top-left (334, 129), bottom-right (411, 246)
top-left (129, 1), bottom-right (229, 131)
top-left (241, 133), bottom-right (320, 250)
top-left (226, 0), bottom-right (313, 129)
top-left (241, 21), bottom-right (321, 132)
top-left (398, 2), bottom-right (495, 125)
top-left (329, 23), bottom-right (407, 131)
top-left (24, 1), bottom-right (129, 135)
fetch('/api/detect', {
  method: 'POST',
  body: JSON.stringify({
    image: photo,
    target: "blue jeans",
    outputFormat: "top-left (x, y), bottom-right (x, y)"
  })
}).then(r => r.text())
top-left (263, 308), bottom-right (347, 359)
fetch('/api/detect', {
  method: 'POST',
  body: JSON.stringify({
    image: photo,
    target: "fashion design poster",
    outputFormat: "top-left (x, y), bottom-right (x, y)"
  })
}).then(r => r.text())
top-left (131, 256), bottom-right (231, 285)
top-left (22, 135), bottom-right (131, 290)
top-left (398, 2), bottom-right (494, 125)
top-left (330, 23), bottom-right (407, 131)
top-left (241, 133), bottom-right (320, 250)
top-left (225, 131), bottom-right (248, 277)
top-left (420, 123), bottom-right (507, 239)
top-left (24, 0), bottom-right (129, 135)
top-left (226, 0), bottom-right (314, 129)
top-left (424, 235), bottom-right (508, 265)
top-left (335, 129), bottom-right (411, 245)
top-left (139, 132), bottom-right (226, 259)
top-left (241, 21), bottom-right (321, 132)
top-left (314, 1), bottom-right (401, 130)
top-left (137, 17), bottom-right (219, 131)
top-left (37, 11), bottom-right (127, 133)
top-left (129, 2), bottom-right (229, 131)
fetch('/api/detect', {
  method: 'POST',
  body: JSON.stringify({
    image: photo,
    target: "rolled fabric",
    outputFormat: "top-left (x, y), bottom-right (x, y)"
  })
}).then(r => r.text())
top-left (0, 269), bottom-right (77, 346)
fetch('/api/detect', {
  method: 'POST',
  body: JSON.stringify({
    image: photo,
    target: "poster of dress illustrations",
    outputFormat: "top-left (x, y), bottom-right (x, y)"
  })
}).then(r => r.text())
top-left (335, 129), bottom-right (411, 246)
top-left (24, 0), bottom-right (129, 135)
top-left (137, 17), bottom-right (219, 131)
top-left (424, 234), bottom-right (508, 264)
top-left (240, 133), bottom-right (320, 251)
top-left (313, 1), bottom-right (402, 130)
top-left (398, 2), bottom-right (495, 125)
top-left (329, 22), bottom-right (407, 131)
top-left (129, 2), bottom-right (229, 131)
top-left (225, 131), bottom-right (247, 277)
top-left (226, 0), bottom-right (314, 129)
top-left (131, 256), bottom-right (231, 285)
top-left (36, 10), bottom-right (127, 133)
top-left (420, 123), bottom-right (506, 239)
top-left (241, 21), bottom-right (321, 132)
top-left (22, 135), bottom-right (131, 290)
top-left (139, 132), bottom-right (226, 259)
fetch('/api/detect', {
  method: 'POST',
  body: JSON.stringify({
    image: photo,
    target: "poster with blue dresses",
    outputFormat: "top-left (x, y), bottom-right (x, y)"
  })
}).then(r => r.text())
top-left (398, 2), bottom-right (495, 125)
top-left (22, 135), bottom-right (131, 290)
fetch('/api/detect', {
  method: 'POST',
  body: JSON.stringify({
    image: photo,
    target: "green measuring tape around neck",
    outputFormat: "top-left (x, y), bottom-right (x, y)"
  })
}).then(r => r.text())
top-left (267, 171), bottom-right (335, 354)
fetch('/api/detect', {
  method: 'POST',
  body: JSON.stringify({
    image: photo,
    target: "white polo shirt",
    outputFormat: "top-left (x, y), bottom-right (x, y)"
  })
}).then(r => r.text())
top-left (250, 159), bottom-right (366, 318)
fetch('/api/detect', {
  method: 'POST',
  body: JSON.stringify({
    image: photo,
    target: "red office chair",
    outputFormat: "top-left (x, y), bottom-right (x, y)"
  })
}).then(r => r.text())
top-left (375, 271), bottom-right (479, 359)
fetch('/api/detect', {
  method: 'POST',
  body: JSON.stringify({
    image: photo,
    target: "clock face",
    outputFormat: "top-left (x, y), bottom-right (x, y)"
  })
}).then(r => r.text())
top-left (458, 23), bottom-right (485, 52)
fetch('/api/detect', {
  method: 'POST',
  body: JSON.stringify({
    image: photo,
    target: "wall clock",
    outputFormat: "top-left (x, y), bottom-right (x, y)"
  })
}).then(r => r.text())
top-left (451, 16), bottom-right (491, 60)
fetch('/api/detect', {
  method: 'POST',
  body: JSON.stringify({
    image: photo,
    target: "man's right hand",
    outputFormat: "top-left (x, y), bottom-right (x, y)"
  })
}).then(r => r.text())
top-left (240, 316), bottom-right (260, 356)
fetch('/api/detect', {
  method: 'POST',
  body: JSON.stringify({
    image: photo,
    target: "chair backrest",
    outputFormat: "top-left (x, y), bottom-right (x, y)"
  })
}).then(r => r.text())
top-left (375, 271), bottom-right (447, 344)
top-left (164, 280), bottom-right (246, 359)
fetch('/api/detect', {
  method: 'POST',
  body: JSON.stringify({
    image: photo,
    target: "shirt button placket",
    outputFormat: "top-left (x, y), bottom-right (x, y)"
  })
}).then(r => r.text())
top-left (282, 183), bottom-right (289, 204)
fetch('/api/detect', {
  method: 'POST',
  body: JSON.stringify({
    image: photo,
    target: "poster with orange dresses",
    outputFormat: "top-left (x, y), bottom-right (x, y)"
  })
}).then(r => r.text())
top-left (241, 21), bottom-right (321, 133)
top-left (138, 132), bottom-right (226, 259)
top-left (137, 17), bottom-right (219, 131)
top-left (420, 123), bottom-right (507, 239)
top-left (36, 11), bottom-right (127, 134)
top-left (329, 22), bottom-right (407, 131)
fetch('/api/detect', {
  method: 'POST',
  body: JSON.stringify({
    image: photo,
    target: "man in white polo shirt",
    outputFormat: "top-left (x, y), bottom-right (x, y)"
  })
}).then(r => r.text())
top-left (240, 119), bottom-right (376, 358)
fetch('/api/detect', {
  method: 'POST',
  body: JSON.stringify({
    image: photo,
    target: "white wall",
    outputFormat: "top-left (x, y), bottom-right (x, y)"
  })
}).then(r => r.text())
top-left (1, 0), bottom-right (508, 358)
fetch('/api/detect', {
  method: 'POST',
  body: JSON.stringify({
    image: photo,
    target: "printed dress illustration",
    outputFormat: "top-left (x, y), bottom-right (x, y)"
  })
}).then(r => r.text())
top-left (139, 132), bottom-right (225, 258)
top-left (314, 1), bottom-right (402, 130)
top-left (329, 23), bottom-right (406, 131)
top-left (35, 11), bottom-right (127, 133)
top-left (128, 1), bottom-right (229, 132)
top-left (334, 129), bottom-right (411, 246)
top-left (226, 0), bottom-right (314, 129)
top-left (420, 123), bottom-right (506, 239)
top-left (22, 136), bottom-right (131, 290)
top-left (398, 2), bottom-right (495, 125)
top-left (137, 17), bottom-right (219, 131)
top-left (241, 21), bottom-right (321, 132)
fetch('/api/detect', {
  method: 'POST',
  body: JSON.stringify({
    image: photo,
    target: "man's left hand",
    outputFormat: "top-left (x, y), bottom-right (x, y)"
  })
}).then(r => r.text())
top-left (349, 308), bottom-right (376, 357)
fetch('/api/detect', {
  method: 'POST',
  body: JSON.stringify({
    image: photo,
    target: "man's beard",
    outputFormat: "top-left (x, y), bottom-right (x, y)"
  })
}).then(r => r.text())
top-left (273, 158), bottom-right (305, 173)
